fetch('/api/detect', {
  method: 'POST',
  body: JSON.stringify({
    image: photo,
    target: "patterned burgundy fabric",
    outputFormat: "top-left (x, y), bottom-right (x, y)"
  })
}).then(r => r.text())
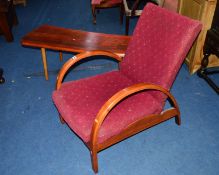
top-left (52, 4), bottom-right (202, 144)
top-left (91, 0), bottom-right (122, 5)
top-left (53, 71), bottom-right (162, 143)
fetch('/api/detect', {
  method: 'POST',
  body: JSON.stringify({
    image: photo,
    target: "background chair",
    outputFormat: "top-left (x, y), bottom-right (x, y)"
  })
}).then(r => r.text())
top-left (91, 0), bottom-right (123, 24)
top-left (123, 0), bottom-right (158, 35)
top-left (52, 4), bottom-right (201, 173)
top-left (160, 0), bottom-right (179, 12)
top-left (0, 0), bottom-right (18, 42)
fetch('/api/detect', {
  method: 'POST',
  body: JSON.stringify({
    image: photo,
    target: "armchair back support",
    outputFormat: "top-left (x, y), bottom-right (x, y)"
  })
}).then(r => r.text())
top-left (52, 4), bottom-right (202, 173)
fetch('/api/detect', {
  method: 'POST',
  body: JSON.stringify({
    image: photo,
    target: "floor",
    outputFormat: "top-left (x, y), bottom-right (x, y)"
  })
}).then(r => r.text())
top-left (0, 0), bottom-right (219, 175)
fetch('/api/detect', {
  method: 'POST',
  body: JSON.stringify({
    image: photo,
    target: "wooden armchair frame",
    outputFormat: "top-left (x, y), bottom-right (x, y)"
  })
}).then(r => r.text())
top-left (55, 50), bottom-right (180, 173)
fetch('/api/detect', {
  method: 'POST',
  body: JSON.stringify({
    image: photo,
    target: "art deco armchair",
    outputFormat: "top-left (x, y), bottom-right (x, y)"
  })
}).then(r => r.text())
top-left (52, 4), bottom-right (201, 173)
top-left (91, 0), bottom-right (123, 24)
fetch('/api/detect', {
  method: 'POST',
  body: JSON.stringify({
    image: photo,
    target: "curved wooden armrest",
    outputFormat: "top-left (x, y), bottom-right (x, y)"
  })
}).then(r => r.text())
top-left (55, 50), bottom-right (123, 90)
top-left (90, 83), bottom-right (179, 148)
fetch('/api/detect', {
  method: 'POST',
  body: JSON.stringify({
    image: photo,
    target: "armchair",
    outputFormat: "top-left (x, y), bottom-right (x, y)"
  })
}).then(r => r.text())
top-left (52, 3), bottom-right (202, 173)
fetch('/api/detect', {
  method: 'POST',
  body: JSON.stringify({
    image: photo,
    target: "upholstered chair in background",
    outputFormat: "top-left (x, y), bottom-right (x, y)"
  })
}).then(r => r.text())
top-left (158, 0), bottom-right (179, 12)
top-left (53, 3), bottom-right (201, 173)
top-left (91, 0), bottom-right (123, 24)
top-left (122, 0), bottom-right (179, 35)
top-left (122, 0), bottom-right (158, 35)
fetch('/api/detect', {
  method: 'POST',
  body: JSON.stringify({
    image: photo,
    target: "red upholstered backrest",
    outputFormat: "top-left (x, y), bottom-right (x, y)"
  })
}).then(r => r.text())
top-left (120, 3), bottom-right (202, 92)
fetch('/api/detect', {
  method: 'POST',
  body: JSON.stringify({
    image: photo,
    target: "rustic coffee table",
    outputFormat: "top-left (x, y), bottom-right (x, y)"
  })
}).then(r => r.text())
top-left (21, 25), bottom-right (130, 80)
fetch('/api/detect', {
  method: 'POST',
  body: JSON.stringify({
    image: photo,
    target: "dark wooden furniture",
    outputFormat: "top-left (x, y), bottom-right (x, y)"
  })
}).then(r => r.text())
top-left (0, 0), bottom-right (18, 42)
top-left (198, 1), bottom-right (219, 94)
top-left (21, 25), bottom-right (130, 80)
top-left (91, 0), bottom-right (123, 24)
top-left (179, 0), bottom-right (218, 74)
top-left (0, 68), bottom-right (5, 84)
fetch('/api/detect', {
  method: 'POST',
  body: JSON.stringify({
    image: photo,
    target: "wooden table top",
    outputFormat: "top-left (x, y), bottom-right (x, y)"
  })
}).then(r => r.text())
top-left (21, 25), bottom-right (131, 56)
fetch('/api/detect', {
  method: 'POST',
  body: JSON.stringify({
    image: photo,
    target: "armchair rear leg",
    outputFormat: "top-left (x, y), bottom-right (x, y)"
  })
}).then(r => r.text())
top-left (91, 150), bottom-right (98, 173)
top-left (59, 52), bottom-right (63, 61)
top-left (175, 115), bottom-right (181, 125)
top-left (59, 114), bottom-right (65, 124)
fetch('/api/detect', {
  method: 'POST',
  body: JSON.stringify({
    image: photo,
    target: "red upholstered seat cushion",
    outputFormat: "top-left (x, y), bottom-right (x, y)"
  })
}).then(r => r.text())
top-left (52, 71), bottom-right (163, 143)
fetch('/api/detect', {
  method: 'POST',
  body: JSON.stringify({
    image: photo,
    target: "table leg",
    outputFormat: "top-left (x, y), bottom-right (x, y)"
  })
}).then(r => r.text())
top-left (41, 48), bottom-right (49, 80)
top-left (59, 51), bottom-right (63, 61)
